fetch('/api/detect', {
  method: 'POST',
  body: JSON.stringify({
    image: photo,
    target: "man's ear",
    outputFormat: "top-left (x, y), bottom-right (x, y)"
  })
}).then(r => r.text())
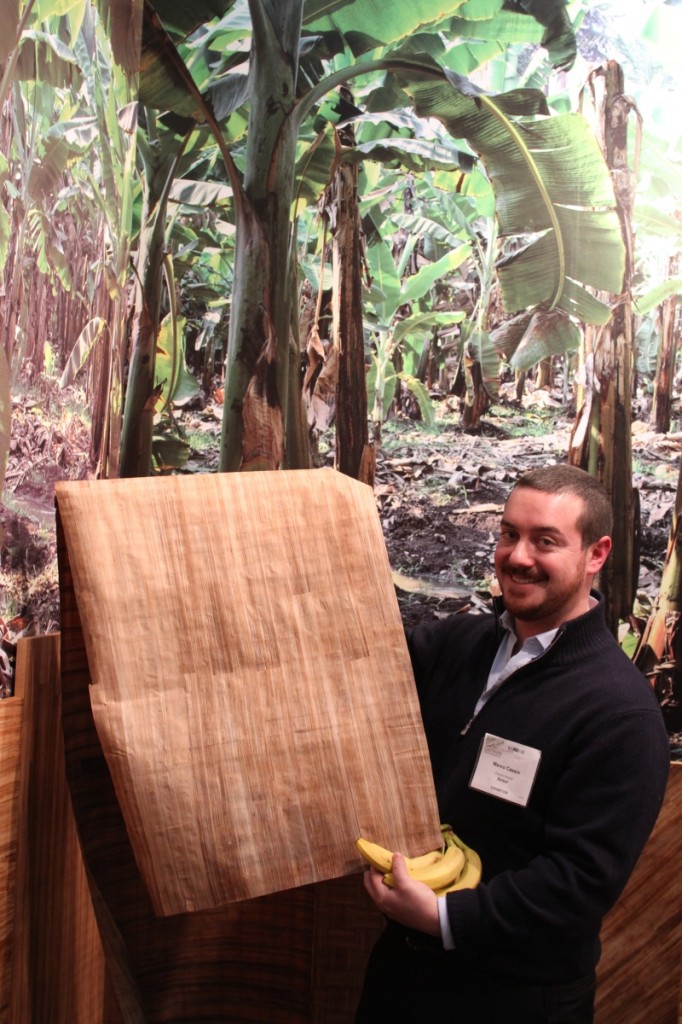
top-left (587, 535), bottom-right (612, 575)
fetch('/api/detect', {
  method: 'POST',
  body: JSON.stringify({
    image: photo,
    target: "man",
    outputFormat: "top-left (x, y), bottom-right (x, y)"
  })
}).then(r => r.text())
top-left (355, 465), bottom-right (670, 1024)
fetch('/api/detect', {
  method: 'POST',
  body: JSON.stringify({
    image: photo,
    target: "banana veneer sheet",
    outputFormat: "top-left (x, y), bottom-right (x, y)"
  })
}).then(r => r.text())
top-left (55, 469), bottom-right (441, 916)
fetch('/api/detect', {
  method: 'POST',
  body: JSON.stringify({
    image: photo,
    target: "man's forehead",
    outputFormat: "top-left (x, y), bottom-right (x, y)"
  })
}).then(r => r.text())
top-left (501, 487), bottom-right (584, 524)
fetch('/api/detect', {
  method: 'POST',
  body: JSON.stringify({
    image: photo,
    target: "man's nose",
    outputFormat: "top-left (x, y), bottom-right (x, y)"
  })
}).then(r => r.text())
top-left (507, 538), bottom-right (534, 565)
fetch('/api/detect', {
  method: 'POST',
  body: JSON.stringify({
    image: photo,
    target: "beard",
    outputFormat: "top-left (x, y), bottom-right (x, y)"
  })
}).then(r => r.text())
top-left (498, 557), bottom-right (587, 625)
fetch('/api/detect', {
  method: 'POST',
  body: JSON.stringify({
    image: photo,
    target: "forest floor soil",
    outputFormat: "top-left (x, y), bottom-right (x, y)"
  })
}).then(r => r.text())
top-left (1, 376), bottom-right (680, 749)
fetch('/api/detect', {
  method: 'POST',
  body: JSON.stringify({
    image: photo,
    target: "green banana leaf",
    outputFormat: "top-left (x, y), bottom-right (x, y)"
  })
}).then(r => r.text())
top-left (155, 314), bottom-right (201, 408)
top-left (365, 238), bottom-right (471, 326)
top-left (393, 310), bottom-right (466, 346)
top-left (634, 204), bottom-right (682, 238)
top-left (385, 58), bottom-right (625, 325)
top-left (303, 0), bottom-right (575, 68)
top-left (635, 278), bottom-right (682, 316)
top-left (446, 2), bottom-right (576, 70)
top-left (303, 0), bottom-right (468, 54)
top-left (141, 0), bottom-right (575, 117)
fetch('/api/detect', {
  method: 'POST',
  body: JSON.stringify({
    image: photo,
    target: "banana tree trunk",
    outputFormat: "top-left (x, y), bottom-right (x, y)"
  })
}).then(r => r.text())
top-left (634, 455), bottom-right (682, 733)
top-left (119, 127), bottom-right (188, 478)
top-left (323, 104), bottom-right (371, 483)
top-left (461, 353), bottom-right (492, 431)
top-left (219, 0), bottom-right (309, 472)
top-left (568, 61), bottom-right (637, 635)
top-left (651, 256), bottom-right (678, 434)
top-left (119, 224), bottom-right (164, 477)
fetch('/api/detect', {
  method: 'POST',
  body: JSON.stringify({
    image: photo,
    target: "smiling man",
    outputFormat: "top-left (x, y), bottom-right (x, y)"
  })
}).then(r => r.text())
top-left (355, 465), bottom-right (670, 1024)
top-left (494, 472), bottom-right (612, 638)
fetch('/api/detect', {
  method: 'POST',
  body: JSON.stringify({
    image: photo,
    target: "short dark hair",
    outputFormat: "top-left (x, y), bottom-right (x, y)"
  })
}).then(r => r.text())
top-left (512, 464), bottom-right (613, 547)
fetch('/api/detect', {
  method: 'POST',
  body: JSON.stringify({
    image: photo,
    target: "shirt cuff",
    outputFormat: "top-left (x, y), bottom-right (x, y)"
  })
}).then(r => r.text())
top-left (438, 894), bottom-right (455, 949)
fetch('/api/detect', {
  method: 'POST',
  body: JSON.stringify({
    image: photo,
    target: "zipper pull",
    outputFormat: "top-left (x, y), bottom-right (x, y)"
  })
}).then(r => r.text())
top-left (460, 716), bottom-right (475, 736)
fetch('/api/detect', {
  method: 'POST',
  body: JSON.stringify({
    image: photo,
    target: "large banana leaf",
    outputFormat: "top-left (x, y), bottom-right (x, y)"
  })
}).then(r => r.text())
top-left (141, 0), bottom-right (575, 113)
top-left (303, 0), bottom-right (468, 52)
top-left (447, 1), bottom-right (576, 70)
top-left (384, 57), bottom-right (625, 325)
top-left (302, 0), bottom-right (575, 68)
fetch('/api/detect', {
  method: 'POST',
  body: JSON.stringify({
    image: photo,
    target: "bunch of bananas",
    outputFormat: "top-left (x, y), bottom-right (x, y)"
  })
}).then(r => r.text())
top-left (355, 823), bottom-right (481, 895)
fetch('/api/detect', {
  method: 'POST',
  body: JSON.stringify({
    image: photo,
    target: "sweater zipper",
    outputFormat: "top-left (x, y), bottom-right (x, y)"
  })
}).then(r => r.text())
top-left (460, 715), bottom-right (475, 736)
top-left (459, 626), bottom-right (565, 737)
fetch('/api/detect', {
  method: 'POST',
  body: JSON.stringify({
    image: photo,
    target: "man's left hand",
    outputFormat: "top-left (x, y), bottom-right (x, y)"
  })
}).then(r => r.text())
top-left (363, 852), bottom-right (441, 938)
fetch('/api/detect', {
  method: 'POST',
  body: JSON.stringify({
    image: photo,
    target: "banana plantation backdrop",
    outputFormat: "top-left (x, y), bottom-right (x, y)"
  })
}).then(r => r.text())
top-left (0, 0), bottom-right (681, 730)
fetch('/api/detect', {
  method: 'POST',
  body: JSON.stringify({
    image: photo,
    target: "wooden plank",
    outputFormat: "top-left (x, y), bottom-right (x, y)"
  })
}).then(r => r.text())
top-left (55, 470), bottom-right (441, 916)
top-left (0, 673), bottom-right (25, 1024)
top-left (596, 761), bottom-right (682, 1024)
top-left (11, 634), bottom-right (107, 1024)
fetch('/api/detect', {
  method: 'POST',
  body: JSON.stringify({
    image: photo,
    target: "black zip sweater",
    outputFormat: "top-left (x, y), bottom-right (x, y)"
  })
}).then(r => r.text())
top-left (406, 593), bottom-right (670, 985)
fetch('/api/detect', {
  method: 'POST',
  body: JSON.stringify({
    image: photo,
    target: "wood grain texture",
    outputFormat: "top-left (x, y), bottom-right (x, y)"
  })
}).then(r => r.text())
top-left (58, 546), bottom-right (382, 1022)
top-left (0, 667), bottom-right (25, 1024)
top-left (12, 634), bottom-right (107, 1023)
top-left (55, 469), bottom-right (440, 915)
top-left (596, 761), bottom-right (682, 1024)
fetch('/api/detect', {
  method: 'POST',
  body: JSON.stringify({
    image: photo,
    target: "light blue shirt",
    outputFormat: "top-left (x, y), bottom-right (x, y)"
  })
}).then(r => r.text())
top-left (473, 611), bottom-right (559, 715)
top-left (437, 611), bottom-right (559, 950)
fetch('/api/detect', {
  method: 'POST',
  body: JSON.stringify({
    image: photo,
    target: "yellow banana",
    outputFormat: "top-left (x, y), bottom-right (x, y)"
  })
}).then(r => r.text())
top-left (406, 848), bottom-right (446, 871)
top-left (355, 837), bottom-right (445, 874)
top-left (356, 827), bottom-right (467, 891)
top-left (355, 837), bottom-right (394, 874)
top-left (383, 827), bottom-right (465, 889)
top-left (434, 833), bottom-right (482, 894)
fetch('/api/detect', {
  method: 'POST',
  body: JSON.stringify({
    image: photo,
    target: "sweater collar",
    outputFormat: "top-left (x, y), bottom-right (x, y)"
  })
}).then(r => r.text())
top-left (492, 590), bottom-right (609, 660)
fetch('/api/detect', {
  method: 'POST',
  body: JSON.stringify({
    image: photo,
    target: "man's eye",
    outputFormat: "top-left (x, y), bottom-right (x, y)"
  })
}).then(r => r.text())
top-left (537, 537), bottom-right (556, 548)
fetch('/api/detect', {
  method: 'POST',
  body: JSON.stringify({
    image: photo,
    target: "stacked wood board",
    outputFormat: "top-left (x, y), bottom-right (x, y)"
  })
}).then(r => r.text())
top-left (0, 644), bottom-right (26, 1022)
top-left (0, 635), bottom-right (106, 1024)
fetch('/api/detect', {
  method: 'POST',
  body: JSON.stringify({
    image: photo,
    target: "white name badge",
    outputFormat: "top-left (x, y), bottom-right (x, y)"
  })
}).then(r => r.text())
top-left (469, 733), bottom-right (541, 807)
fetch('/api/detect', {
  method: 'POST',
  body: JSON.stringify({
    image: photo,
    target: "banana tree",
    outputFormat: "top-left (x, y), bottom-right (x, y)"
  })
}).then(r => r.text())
top-left (0, 0), bottom-right (140, 479)
top-left (363, 239), bottom-right (470, 439)
top-left (567, 61), bottom-right (637, 633)
top-left (317, 96), bottom-right (371, 483)
top-left (137, 0), bottom-right (613, 474)
top-left (119, 114), bottom-right (193, 477)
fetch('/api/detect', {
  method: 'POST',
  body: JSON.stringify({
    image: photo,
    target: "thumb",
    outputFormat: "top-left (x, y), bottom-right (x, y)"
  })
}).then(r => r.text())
top-left (389, 852), bottom-right (410, 886)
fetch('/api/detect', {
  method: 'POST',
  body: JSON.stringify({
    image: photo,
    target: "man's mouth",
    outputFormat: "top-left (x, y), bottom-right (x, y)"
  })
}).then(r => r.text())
top-left (505, 571), bottom-right (546, 585)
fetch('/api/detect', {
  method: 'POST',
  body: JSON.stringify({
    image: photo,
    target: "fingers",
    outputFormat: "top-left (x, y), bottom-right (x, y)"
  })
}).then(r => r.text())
top-left (362, 852), bottom-right (406, 899)
top-left (361, 854), bottom-right (441, 937)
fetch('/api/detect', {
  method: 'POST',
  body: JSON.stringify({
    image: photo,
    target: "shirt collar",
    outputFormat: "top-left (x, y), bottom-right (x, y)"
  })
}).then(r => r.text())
top-left (499, 609), bottom-right (558, 654)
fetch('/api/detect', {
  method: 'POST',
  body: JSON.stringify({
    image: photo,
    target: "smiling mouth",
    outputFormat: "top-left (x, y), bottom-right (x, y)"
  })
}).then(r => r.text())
top-left (506, 572), bottom-right (546, 585)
